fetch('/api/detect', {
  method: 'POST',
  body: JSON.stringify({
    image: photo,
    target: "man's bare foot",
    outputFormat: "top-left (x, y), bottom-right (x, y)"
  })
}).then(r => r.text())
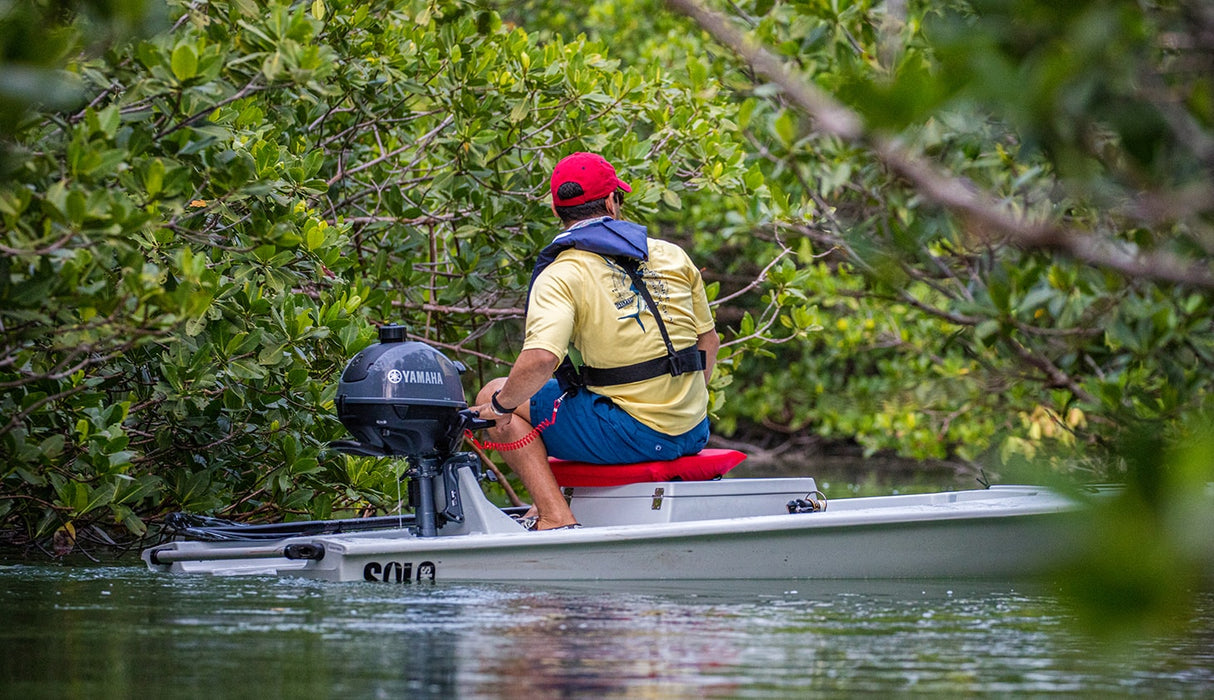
top-left (535, 516), bottom-right (580, 531)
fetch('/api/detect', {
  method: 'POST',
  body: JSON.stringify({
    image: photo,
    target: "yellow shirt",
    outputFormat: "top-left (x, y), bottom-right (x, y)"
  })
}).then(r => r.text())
top-left (523, 238), bottom-right (715, 435)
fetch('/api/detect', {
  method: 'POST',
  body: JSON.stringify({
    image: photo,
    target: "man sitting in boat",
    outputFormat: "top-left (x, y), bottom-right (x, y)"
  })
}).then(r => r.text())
top-left (469, 152), bottom-right (720, 531)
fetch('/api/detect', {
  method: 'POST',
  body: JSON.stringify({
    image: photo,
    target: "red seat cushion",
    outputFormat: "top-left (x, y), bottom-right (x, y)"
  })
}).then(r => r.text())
top-left (548, 449), bottom-right (747, 487)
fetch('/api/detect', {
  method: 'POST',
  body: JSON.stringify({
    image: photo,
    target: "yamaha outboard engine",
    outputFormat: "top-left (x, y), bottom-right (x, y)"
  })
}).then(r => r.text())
top-left (336, 325), bottom-right (470, 457)
top-left (332, 325), bottom-right (488, 537)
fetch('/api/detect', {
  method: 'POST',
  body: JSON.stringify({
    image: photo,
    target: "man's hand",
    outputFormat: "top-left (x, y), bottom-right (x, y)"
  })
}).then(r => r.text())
top-left (470, 391), bottom-right (516, 428)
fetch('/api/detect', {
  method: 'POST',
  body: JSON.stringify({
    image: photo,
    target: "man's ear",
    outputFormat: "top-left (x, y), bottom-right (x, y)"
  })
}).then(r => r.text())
top-left (551, 200), bottom-right (559, 219)
top-left (605, 193), bottom-right (619, 217)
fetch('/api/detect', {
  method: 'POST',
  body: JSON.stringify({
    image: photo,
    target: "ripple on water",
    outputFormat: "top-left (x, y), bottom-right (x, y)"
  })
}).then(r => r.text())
top-left (0, 566), bottom-right (1210, 697)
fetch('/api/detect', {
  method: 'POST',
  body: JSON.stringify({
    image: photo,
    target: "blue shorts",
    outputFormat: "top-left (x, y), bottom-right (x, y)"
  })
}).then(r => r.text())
top-left (529, 379), bottom-right (710, 464)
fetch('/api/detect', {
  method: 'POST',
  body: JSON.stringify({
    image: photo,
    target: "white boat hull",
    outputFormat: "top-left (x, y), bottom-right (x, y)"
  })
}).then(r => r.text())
top-left (144, 467), bottom-right (1103, 583)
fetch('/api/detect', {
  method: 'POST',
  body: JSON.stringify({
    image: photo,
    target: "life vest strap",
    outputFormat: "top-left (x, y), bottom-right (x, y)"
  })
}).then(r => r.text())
top-left (580, 346), bottom-right (705, 387)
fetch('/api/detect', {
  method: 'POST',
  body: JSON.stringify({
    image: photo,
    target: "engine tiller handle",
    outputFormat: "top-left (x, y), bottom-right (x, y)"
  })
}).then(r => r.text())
top-left (458, 408), bottom-right (496, 432)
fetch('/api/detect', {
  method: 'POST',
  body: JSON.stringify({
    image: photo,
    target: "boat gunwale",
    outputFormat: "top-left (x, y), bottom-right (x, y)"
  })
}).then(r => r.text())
top-left (321, 487), bottom-right (1085, 557)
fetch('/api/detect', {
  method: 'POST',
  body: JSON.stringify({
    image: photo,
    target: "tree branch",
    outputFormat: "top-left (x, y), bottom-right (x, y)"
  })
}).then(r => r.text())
top-left (664, 0), bottom-right (1214, 289)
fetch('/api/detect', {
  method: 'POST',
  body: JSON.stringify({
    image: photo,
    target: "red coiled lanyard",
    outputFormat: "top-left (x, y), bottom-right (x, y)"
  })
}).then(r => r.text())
top-left (464, 394), bottom-right (565, 452)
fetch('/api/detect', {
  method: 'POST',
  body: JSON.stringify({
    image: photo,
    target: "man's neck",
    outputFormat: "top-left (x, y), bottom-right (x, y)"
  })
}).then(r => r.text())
top-left (561, 216), bottom-right (612, 232)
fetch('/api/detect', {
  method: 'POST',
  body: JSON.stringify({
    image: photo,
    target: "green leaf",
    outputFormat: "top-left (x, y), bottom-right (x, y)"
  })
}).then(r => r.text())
top-left (39, 434), bottom-right (65, 459)
top-left (228, 359), bottom-right (268, 380)
top-left (739, 312), bottom-right (755, 336)
top-left (95, 105), bottom-right (121, 139)
top-left (144, 159), bottom-right (165, 198)
top-left (508, 100), bottom-right (529, 124)
top-left (262, 52), bottom-right (283, 81)
top-left (80, 481), bottom-right (119, 515)
top-left (171, 43), bottom-right (198, 82)
top-left (231, 0), bottom-right (259, 15)
top-left (737, 97), bottom-right (757, 131)
top-left (773, 110), bottom-right (798, 147)
top-left (305, 224), bottom-right (324, 251)
top-left (258, 344), bottom-right (286, 365)
top-left (114, 505), bottom-right (148, 536)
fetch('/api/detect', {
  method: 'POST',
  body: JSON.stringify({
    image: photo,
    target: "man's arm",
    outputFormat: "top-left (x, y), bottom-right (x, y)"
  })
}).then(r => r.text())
top-left (697, 329), bottom-right (719, 386)
top-left (496, 348), bottom-right (561, 409)
top-left (469, 348), bottom-right (560, 427)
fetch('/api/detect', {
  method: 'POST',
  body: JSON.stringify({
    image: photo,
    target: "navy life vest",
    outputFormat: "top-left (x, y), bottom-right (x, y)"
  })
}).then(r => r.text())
top-left (526, 218), bottom-right (649, 300)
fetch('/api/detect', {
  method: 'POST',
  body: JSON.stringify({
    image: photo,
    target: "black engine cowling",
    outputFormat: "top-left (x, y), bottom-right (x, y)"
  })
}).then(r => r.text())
top-left (335, 325), bottom-right (469, 457)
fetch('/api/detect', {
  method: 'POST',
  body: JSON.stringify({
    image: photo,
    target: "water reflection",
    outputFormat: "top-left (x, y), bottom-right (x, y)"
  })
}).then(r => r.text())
top-left (0, 566), bottom-right (1209, 697)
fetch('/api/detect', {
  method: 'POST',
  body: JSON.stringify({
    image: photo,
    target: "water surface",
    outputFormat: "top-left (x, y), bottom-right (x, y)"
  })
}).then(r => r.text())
top-left (1, 564), bottom-right (1210, 697)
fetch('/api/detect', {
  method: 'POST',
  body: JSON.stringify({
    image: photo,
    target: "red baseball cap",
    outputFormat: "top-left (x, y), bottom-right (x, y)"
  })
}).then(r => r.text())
top-left (550, 152), bottom-right (632, 206)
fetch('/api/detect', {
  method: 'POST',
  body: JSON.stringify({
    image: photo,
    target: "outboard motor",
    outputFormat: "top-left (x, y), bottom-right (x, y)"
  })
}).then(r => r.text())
top-left (336, 325), bottom-right (470, 457)
top-left (332, 325), bottom-right (489, 537)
